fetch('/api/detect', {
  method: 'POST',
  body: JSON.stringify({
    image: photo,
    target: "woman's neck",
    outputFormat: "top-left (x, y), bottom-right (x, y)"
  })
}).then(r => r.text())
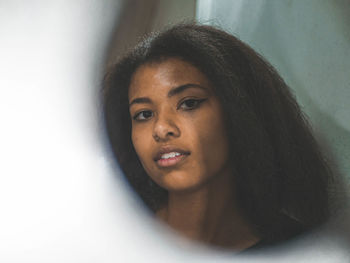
top-left (156, 169), bottom-right (260, 250)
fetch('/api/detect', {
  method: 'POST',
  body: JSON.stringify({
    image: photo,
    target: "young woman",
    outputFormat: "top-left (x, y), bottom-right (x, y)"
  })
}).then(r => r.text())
top-left (103, 23), bottom-right (332, 251)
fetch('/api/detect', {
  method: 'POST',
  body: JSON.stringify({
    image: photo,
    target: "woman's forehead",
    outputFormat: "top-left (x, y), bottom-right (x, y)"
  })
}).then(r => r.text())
top-left (128, 58), bottom-right (212, 99)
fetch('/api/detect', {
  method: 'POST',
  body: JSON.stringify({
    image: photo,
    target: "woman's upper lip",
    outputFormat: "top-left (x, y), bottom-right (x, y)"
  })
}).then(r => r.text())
top-left (153, 146), bottom-right (191, 161)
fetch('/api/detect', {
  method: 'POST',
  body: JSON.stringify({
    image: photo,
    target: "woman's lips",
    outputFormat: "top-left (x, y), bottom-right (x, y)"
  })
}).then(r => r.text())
top-left (156, 153), bottom-right (189, 168)
top-left (153, 146), bottom-right (191, 168)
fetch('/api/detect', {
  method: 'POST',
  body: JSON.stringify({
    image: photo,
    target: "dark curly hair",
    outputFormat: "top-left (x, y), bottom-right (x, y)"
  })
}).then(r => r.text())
top-left (103, 23), bottom-right (332, 243)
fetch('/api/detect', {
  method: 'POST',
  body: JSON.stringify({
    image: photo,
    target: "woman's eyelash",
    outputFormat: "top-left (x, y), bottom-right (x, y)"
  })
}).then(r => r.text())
top-left (178, 98), bottom-right (207, 110)
top-left (133, 110), bottom-right (153, 121)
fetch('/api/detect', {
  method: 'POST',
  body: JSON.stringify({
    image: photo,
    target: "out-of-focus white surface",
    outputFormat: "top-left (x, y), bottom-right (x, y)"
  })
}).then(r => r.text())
top-left (0, 1), bottom-right (349, 262)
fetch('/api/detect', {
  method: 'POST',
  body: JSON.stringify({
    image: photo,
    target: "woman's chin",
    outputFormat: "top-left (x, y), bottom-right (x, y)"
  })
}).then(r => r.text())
top-left (157, 173), bottom-right (209, 193)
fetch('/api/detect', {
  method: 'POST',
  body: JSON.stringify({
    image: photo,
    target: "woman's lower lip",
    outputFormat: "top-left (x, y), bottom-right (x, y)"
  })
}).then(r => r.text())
top-left (156, 154), bottom-right (188, 167)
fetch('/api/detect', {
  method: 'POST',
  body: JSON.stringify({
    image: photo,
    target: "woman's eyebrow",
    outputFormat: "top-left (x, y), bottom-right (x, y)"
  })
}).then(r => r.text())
top-left (129, 97), bottom-right (152, 107)
top-left (167, 83), bottom-right (208, 97)
top-left (129, 84), bottom-right (208, 107)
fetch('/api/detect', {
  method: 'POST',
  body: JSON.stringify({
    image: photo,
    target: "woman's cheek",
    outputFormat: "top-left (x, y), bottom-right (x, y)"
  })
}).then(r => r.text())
top-left (131, 128), bottom-right (145, 158)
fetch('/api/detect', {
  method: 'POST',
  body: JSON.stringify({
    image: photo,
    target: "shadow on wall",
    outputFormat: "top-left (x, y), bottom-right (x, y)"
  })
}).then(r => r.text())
top-left (105, 0), bottom-right (196, 67)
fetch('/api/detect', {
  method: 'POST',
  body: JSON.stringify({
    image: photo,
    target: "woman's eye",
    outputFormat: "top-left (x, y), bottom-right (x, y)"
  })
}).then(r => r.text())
top-left (179, 98), bottom-right (206, 110)
top-left (133, 110), bottom-right (153, 121)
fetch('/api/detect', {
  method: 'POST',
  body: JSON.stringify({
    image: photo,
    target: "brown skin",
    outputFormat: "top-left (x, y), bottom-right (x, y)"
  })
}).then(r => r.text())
top-left (128, 58), bottom-right (260, 250)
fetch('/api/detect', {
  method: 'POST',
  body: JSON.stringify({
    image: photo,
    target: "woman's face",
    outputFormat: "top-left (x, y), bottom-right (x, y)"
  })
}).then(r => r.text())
top-left (128, 58), bottom-right (231, 192)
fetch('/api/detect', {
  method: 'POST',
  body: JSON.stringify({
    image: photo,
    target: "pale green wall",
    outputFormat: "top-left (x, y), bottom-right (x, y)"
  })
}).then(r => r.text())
top-left (197, 0), bottom-right (350, 192)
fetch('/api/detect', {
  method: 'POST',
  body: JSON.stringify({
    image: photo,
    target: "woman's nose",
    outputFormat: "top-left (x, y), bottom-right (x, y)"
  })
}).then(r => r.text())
top-left (152, 114), bottom-right (180, 142)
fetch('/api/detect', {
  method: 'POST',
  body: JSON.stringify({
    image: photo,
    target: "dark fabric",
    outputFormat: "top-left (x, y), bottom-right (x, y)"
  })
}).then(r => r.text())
top-left (243, 214), bottom-right (306, 252)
